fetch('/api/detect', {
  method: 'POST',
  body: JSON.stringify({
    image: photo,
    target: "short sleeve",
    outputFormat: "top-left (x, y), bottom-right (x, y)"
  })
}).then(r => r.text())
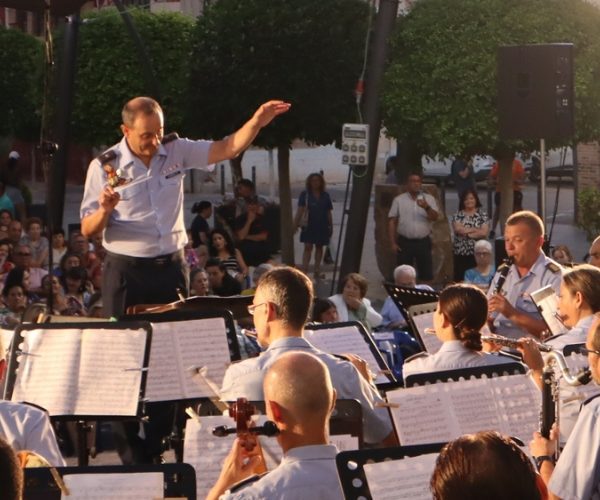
top-left (388, 197), bottom-right (399, 218)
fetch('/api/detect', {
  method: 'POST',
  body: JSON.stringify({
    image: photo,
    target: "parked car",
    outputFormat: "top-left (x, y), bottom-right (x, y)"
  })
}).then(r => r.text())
top-left (526, 147), bottom-right (574, 182)
top-left (421, 155), bottom-right (495, 183)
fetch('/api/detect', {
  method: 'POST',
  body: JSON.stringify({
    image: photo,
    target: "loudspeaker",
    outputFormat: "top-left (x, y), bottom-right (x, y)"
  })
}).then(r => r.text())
top-left (497, 44), bottom-right (574, 140)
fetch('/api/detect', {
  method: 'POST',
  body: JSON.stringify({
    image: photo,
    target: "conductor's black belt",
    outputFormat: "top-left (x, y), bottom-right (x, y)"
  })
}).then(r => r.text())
top-left (105, 249), bottom-right (184, 267)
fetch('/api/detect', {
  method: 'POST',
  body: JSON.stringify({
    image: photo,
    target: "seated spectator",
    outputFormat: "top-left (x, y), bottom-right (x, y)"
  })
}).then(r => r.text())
top-left (0, 436), bottom-right (22, 500)
top-left (403, 283), bottom-right (516, 377)
top-left (242, 262), bottom-right (274, 295)
top-left (54, 251), bottom-right (82, 282)
top-left (234, 198), bottom-right (272, 267)
top-left (206, 258), bottom-right (242, 296)
top-left (87, 233), bottom-right (105, 291)
top-left (10, 244), bottom-right (47, 294)
top-left (20, 217), bottom-right (49, 269)
top-left (0, 284), bottom-right (26, 328)
top-left (50, 229), bottom-right (68, 270)
top-left (41, 275), bottom-right (69, 315)
top-left (0, 209), bottom-right (12, 238)
top-left (464, 239), bottom-right (496, 290)
top-left (62, 267), bottom-right (92, 316)
top-left (0, 239), bottom-right (15, 286)
top-left (87, 292), bottom-right (105, 318)
top-left (209, 228), bottom-right (248, 283)
top-left (431, 431), bottom-right (542, 500)
top-left (234, 178), bottom-right (268, 217)
top-left (0, 400), bottom-right (65, 467)
top-left (551, 244), bottom-right (574, 266)
top-left (0, 181), bottom-right (15, 219)
top-left (69, 231), bottom-right (96, 272)
top-left (190, 200), bottom-right (212, 248)
top-left (328, 273), bottom-right (382, 332)
top-left (189, 267), bottom-right (209, 296)
top-left (6, 220), bottom-right (22, 248)
top-left (311, 298), bottom-right (339, 323)
top-left (3, 267), bottom-right (39, 304)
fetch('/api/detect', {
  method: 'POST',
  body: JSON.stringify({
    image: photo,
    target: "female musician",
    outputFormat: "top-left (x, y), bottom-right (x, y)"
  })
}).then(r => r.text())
top-left (403, 283), bottom-right (516, 377)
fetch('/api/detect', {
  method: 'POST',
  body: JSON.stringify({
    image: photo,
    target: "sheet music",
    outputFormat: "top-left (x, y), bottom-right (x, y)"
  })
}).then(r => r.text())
top-left (387, 374), bottom-right (540, 445)
top-left (531, 285), bottom-right (567, 336)
top-left (11, 327), bottom-right (148, 416)
top-left (62, 472), bottom-right (163, 499)
top-left (363, 453), bottom-right (438, 500)
top-left (145, 318), bottom-right (232, 402)
top-left (304, 326), bottom-right (389, 385)
top-left (0, 328), bottom-right (13, 358)
top-left (329, 433), bottom-right (359, 451)
top-left (411, 312), bottom-right (443, 354)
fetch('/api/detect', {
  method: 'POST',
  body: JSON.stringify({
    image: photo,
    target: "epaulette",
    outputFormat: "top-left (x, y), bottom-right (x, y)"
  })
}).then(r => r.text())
top-left (546, 261), bottom-right (562, 273)
top-left (162, 132), bottom-right (179, 144)
top-left (583, 392), bottom-right (600, 407)
top-left (404, 351), bottom-right (429, 363)
top-left (96, 149), bottom-right (117, 165)
top-left (228, 472), bottom-right (268, 493)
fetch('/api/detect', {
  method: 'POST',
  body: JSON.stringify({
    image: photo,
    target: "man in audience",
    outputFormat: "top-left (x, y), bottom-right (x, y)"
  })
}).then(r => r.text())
top-left (0, 400), bottom-right (65, 466)
top-left (220, 266), bottom-right (396, 446)
top-left (206, 258), bottom-right (242, 296)
top-left (11, 243), bottom-right (47, 293)
top-left (588, 234), bottom-right (600, 268)
top-left (234, 198), bottom-right (272, 267)
top-left (487, 211), bottom-right (562, 339)
top-left (530, 315), bottom-right (600, 499)
top-left (208, 351), bottom-right (343, 499)
top-left (7, 220), bottom-right (22, 248)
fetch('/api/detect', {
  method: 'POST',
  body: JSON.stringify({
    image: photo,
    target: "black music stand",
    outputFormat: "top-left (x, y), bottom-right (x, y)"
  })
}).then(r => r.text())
top-left (384, 283), bottom-right (439, 325)
top-left (404, 362), bottom-right (527, 388)
top-left (4, 321), bottom-right (152, 466)
top-left (23, 463), bottom-right (197, 500)
top-left (249, 399), bottom-right (365, 449)
top-left (309, 321), bottom-right (399, 389)
top-left (406, 301), bottom-right (438, 352)
top-left (336, 443), bottom-right (445, 500)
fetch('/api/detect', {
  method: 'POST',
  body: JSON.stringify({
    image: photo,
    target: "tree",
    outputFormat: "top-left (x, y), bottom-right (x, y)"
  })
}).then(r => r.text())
top-left (0, 26), bottom-right (42, 141)
top-left (67, 8), bottom-right (194, 146)
top-left (186, 0), bottom-right (370, 264)
top-left (382, 0), bottom-right (600, 225)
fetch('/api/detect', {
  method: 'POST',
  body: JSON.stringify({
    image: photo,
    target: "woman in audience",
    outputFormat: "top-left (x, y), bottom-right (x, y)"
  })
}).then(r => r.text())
top-left (189, 267), bottom-right (209, 296)
top-left (311, 298), bottom-right (339, 323)
top-left (62, 267), bottom-right (92, 316)
top-left (51, 229), bottom-right (68, 270)
top-left (41, 275), bottom-right (68, 315)
top-left (328, 273), bottom-right (382, 331)
top-left (3, 267), bottom-right (38, 304)
top-left (451, 189), bottom-right (489, 282)
top-left (55, 251), bottom-right (82, 282)
top-left (431, 431), bottom-right (543, 500)
top-left (208, 228), bottom-right (248, 284)
top-left (21, 217), bottom-right (48, 269)
top-left (551, 244), bottom-right (574, 266)
top-left (463, 239), bottom-right (496, 290)
top-left (0, 239), bottom-right (15, 286)
top-left (403, 283), bottom-right (515, 377)
top-left (0, 283), bottom-right (27, 328)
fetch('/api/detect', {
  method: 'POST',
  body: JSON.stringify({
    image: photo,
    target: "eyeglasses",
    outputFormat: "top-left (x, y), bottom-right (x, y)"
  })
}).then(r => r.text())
top-left (475, 252), bottom-right (491, 257)
top-left (578, 346), bottom-right (600, 356)
top-left (247, 302), bottom-right (268, 315)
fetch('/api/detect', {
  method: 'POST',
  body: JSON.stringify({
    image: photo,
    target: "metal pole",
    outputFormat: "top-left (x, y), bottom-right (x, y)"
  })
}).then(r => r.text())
top-left (540, 138), bottom-right (547, 231)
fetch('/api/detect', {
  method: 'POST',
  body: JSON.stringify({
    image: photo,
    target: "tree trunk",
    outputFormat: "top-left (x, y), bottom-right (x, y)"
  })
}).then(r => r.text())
top-left (229, 151), bottom-right (245, 186)
top-left (498, 156), bottom-right (514, 233)
top-left (277, 145), bottom-right (295, 265)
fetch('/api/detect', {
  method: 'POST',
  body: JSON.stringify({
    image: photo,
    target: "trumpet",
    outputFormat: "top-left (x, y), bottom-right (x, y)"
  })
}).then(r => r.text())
top-left (481, 334), bottom-right (554, 353)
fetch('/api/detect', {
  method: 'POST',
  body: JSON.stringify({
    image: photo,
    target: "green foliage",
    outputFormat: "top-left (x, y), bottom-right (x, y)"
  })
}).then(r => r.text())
top-left (0, 27), bottom-right (43, 140)
top-left (382, 0), bottom-right (600, 158)
top-left (186, 0), bottom-right (370, 149)
top-left (577, 187), bottom-right (600, 241)
top-left (69, 8), bottom-right (194, 146)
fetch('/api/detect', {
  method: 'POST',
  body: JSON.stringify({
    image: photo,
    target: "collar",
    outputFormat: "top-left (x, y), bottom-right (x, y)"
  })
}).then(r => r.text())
top-left (266, 336), bottom-right (312, 351)
top-left (119, 136), bottom-right (167, 167)
top-left (573, 314), bottom-right (595, 332)
top-left (513, 252), bottom-right (546, 280)
top-left (282, 444), bottom-right (338, 463)
top-left (437, 339), bottom-right (470, 353)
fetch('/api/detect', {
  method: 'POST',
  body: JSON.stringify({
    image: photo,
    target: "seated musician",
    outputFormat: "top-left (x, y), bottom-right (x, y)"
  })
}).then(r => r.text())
top-left (219, 267), bottom-right (396, 447)
top-left (0, 400), bottom-right (65, 466)
top-left (530, 315), bottom-right (600, 500)
top-left (208, 351), bottom-right (343, 500)
top-left (431, 431), bottom-right (544, 500)
top-left (403, 283), bottom-right (517, 377)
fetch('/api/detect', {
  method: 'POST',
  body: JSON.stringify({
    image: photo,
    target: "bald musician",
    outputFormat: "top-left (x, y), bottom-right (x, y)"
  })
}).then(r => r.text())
top-left (220, 267), bottom-right (396, 446)
top-left (208, 351), bottom-right (343, 499)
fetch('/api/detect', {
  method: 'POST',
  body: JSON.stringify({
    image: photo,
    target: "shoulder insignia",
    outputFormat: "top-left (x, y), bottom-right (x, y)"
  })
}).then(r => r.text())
top-left (405, 351), bottom-right (429, 363)
top-left (228, 472), bottom-right (268, 493)
top-left (162, 132), bottom-right (179, 144)
top-left (546, 261), bottom-right (562, 273)
top-left (583, 392), bottom-right (600, 406)
top-left (96, 149), bottom-right (117, 165)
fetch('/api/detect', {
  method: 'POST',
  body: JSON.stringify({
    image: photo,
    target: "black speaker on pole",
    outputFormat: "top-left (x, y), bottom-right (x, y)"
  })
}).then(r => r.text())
top-left (497, 44), bottom-right (575, 140)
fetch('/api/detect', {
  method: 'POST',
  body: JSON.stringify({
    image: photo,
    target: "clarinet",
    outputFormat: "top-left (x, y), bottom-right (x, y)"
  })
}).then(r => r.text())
top-left (540, 365), bottom-right (556, 438)
top-left (488, 257), bottom-right (513, 333)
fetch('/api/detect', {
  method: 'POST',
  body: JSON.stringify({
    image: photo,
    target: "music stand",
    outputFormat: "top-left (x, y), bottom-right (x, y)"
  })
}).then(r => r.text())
top-left (404, 362), bottom-right (527, 387)
top-left (406, 302), bottom-right (438, 352)
top-left (308, 321), bottom-right (399, 389)
top-left (23, 463), bottom-right (197, 500)
top-left (336, 443), bottom-right (445, 500)
top-left (384, 283), bottom-right (439, 325)
top-left (4, 321), bottom-right (152, 466)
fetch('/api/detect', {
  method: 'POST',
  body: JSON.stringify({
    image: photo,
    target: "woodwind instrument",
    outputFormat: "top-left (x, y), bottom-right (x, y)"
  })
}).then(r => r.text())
top-left (481, 334), bottom-right (553, 353)
top-left (487, 257), bottom-right (513, 333)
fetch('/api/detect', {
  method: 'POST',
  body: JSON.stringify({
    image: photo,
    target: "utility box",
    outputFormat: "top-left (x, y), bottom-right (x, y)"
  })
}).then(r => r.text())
top-left (341, 123), bottom-right (369, 166)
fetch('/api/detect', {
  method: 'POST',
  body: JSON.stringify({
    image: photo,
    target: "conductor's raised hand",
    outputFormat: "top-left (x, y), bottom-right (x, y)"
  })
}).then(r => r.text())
top-left (99, 186), bottom-right (120, 213)
top-left (253, 100), bottom-right (291, 128)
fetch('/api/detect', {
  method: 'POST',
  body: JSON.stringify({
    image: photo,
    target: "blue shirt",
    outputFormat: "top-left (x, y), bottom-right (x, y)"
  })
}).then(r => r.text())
top-left (464, 265), bottom-right (496, 287)
top-left (80, 136), bottom-right (213, 257)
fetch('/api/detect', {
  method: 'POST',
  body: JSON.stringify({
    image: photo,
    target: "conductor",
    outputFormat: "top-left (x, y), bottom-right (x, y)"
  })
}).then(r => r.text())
top-left (80, 96), bottom-right (290, 317)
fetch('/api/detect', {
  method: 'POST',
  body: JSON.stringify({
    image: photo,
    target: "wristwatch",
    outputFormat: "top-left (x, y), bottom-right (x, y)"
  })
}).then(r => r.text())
top-left (533, 455), bottom-right (555, 471)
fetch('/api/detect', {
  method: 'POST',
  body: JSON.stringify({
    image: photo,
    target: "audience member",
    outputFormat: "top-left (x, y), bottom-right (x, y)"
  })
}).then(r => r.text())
top-left (209, 228), bottom-right (248, 283)
top-left (404, 284), bottom-right (516, 377)
top-left (311, 298), bottom-right (339, 324)
top-left (51, 229), bottom-right (68, 270)
top-left (0, 181), bottom-right (15, 219)
top-left (241, 262), bottom-right (274, 296)
top-left (41, 274), bottom-right (69, 315)
top-left (0, 238), bottom-right (15, 284)
top-left (487, 211), bottom-right (562, 339)
top-left (234, 178), bottom-right (268, 217)
top-left (6, 220), bottom-right (22, 248)
top-left (3, 151), bottom-right (30, 221)
top-left (55, 251), bottom-right (82, 282)
top-left (208, 352), bottom-right (343, 500)
top-left (21, 217), bottom-right (49, 269)
top-left (87, 233), bottom-right (105, 291)
top-left (0, 436), bottom-right (22, 500)
top-left (0, 284), bottom-right (26, 328)
top-left (431, 431), bottom-right (542, 500)
top-left (450, 155), bottom-right (475, 199)
top-left (69, 231), bottom-right (97, 272)
top-left (0, 208), bottom-right (12, 233)
top-left (551, 244), bottom-right (573, 266)
top-left (588, 234), bottom-right (600, 268)
top-left (328, 273), bottom-right (382, 332)
top-left (4, 267), bottom-right (37, 304)
top-left (10, 243), bottom-right (47, 293)
top-left (189, 267), bottom-right (209, 296)
top-left (62, 266), bottom-right (92, 316)
top-left (464, 239), bottom-right (495, 289)
top-left (294, 173), bottom-right (333, 280)
top-left (234, 198), bottom-right (272, 266)
top-left (220, 267), bottom-right (395, 446)
top-left (488, 154), bottom-right (525, 239)
top-left (190, 201), bottom-right (212, 248)
top-left (206, 258), bottom-right (242, 296)
top-left (451, 188), bottom-right (489, 282)
top-left (388, 172), bottom-right (439, 281)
